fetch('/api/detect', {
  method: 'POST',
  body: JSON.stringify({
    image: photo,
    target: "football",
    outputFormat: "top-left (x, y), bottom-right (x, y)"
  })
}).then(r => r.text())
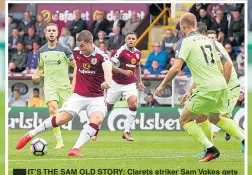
top-left (30, 138), bottom-right (48, 156)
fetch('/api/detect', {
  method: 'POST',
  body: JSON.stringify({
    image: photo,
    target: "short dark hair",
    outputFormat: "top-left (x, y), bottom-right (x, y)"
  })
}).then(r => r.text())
top-left (17, 42), bottom-right (23, 45)
top-left (33, 41), bottom-right (40, 45)
top-left (99, 41), bottom-right (106, 46)
top-left (147, 93), bottom-right (153, 97)
top-left (13, 89), bottom-right (19, 93)
top-left (196, 22), bottom-right (207, 34)
top-left (33, 88), bottom-right (39, 92)
top-left (45, 23), bottom-right (58, 30)
top-left (126, 32), bottom-right (137, 38)
top-left (114, 9), bottom-right (120, 13)
top-left (207, 30), bottom-right (217, 35)
top-left (77, 30), bottom-right (93, 42)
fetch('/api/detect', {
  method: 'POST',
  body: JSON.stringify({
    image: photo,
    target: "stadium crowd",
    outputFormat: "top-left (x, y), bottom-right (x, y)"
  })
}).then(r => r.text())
top-left (8, 3), bottom-right (245, 107)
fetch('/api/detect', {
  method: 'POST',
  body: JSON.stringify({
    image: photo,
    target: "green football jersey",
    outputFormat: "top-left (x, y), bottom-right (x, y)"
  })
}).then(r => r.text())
top-left (38, 43), bottom-right (73, 88)
top-left (176, 32), bottom-right (227, 91)
top-left (214, 41), bottom-right (240, 89)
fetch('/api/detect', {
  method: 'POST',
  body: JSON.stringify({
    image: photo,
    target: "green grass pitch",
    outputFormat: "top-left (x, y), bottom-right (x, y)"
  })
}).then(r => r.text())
top-left (248, 91), bottom-right (252, 174)
top-left (0, 92), bottom-right (4, 175)
top-left (9, 130), bottom-right (244, 175)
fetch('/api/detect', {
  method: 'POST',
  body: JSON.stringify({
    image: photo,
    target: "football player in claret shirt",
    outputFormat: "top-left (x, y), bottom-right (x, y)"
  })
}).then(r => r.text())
top-left (105, 32), bottom-right (144, 141)
top-left (16, 30), bottom-right (112, 157)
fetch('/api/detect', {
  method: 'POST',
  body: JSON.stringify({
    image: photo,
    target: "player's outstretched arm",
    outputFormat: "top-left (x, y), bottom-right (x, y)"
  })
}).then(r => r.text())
top-left (213, 41), bottom-right (232, 84)
top-left (221, 56), bottom-right (232, 84)
top-left (155, 58), bottom-right (183, 96)
top-left (135, 64), bottom-right (145, 91)
top-left (112, 64), bottom-right (133, 76)
top-left (32, 66), bottom-right (44, 83)
top-left (101, 61), bottom-right (112, 89)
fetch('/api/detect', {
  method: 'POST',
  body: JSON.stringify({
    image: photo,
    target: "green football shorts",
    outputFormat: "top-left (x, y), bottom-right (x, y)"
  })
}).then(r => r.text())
top-left (43, 86), bottom-right (72, 107)
top-left (226, 85), bottom-right (240, 118)
top-left (185, 88), bottom-right (228, 116)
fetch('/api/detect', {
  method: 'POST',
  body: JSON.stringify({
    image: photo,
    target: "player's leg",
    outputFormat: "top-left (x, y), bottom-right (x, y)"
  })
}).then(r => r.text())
top-left (47, 101), bottom-right (64, 148)
top-left (91, 81), bottom-right (122, 141)
top-left (122, 83), bottom-right (138, 141)
top-left (182, 90), bottom-right (220, 162)
top-left (122, 95), bottom-right (137, 141)
top-left (196, 115), bottom-right (213, 157)
top-left (196, 115), bottom-right (213, 144)
top-left (16, 111), bottom-right (73, 150)
top-left (44, 87), bottom-right (64, 148)
top-left (180, 107), bottom-right (220, 162)
top-left (224, 86), bottom-right (244, 141)
top-left (16, 93), bottom-right (85, 150)
top-left (68, 97), bottom-right (106, 157)
top-left (209, 89), bottom-right (245, 152)
top-left (208, 113), bottom-right (245, 150)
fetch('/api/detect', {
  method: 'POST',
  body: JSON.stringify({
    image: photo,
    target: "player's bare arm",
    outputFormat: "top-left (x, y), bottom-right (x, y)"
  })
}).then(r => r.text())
top-left (71, 60), bottom-right (77, 91)
top-left (221, 55), bottom-right (233, 84)
top-left (155, 58), bottom-right (183, 96)
top-left (112, 64), bottom-right (133, 76)
top-left (135, 64), bottom-right (145, 91)
top-left (32, 66), bottom-right (44, 83)
top-left (101, 60), bottom-right (112, 89)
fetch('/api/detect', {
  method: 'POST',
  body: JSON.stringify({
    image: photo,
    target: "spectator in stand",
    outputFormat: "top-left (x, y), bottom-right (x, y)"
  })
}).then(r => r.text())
top-left (223, 4), bottom-right (244, 14)
top-left (109, 9), bottom-right (125, 34)
top-left (236, 43), bottom-right (245, 77)
top-left (52, 13), bottom-right (65, 39)
top-left (189, 3), bottom-right (208, 20)
top-left (8, 16), bottom-right (17, 37)
top-left (236, 90), bottom-right (244, 107)
top-left (59, 27), bottom-right (75, 50)
top-left (207, 3), bottom-right (225, 18)
top-left (144, 93), bottom-right (159, 107)
top-left (18, 11), bottom-right (35, 37)
top-left (198, 8), bottom-right (212, 30)
top-left (161, 29), bottom-right (177, 55)
top-left (224, 43), bottom-right (237, 61)
top-left (122, 11), bottom-right (141, 35)
top-left (228, 9), bottom-right (244, 46)
top-left (35, 13), bottom-right (47, 40)
top-left (108, 26), bottom-right (124, 52)
top-left (68, 10), bottom-right (87, 39)
top-left (99, 42), bottom-right (111, 58)
top-left (8, 28), bottom-right (22, 53)
top-left (144, 42), bottom-right (169, 76)
top-left (28, 88), bottom-right (44, 107)
top-left (94, 30), bottom-right (109, 47)
top-left (211, 10), bottom-right (228, 42)
top-left (26, 3), bottom-right (36, 21)
top-left (9, 89), bottom-right (27, 107)
top-left (90, 10), bottom-right (109, 40)
top-left (8, 42), bottom-right (27, 73)
top-left (147, 60), bottom-right (164, 75)
top-left (24, 26), bottom-right (40, 52)
top-left (22, 41), bottom-right (40, 74)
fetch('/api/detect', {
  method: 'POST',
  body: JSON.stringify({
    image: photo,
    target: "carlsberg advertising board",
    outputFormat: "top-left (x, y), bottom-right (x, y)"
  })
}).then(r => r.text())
top-left (8, 107), bottom-right (245, 131)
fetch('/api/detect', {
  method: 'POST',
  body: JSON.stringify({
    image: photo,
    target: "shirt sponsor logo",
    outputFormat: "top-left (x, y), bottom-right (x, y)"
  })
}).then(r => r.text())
top-left (45, 60), bottom-right (62, 66)
top-left (131, 58), bottom-right (136, 65)
top-left (83, 63), bottom-right (91, 70)
top-left (78, 68), bottom-right (96, 74)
